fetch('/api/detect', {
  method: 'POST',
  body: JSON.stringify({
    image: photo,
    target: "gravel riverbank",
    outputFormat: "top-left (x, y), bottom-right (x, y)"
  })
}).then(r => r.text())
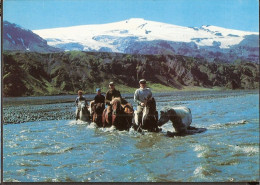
top-left (3, 102), bottom-right (76, 124)
top-left (3, 90), bottom-right (258, 124)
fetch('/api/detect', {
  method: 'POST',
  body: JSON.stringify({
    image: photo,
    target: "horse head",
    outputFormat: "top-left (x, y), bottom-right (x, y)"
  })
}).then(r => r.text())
top-left (144, 97), bottom-right (156, 115)
top-left (158, 106), bottom-right (192, 133)
top-left (78, 101), bottom-right (90, 122)
top-left (95, 103), bottom-right (105, 114)
top-left (111, 98), bottom-right (122, 112)
top-left (78, 101), bottom-right (87, 111)
top-left (157, 107), bottom-right (176, 126)
top-left (91, 102), bottom-right (105, 126)
top-left (141, 97), bottom-right (160, 132)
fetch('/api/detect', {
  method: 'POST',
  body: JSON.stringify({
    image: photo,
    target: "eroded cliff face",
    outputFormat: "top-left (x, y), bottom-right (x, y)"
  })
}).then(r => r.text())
top-left (3, 51), bottom-right (259, 97)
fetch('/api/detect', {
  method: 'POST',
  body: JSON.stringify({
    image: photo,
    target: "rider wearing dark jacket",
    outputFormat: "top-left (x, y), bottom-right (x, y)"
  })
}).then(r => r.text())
top-left (94, 88), bottom-right (105, 104)
top-left (105, 82), bottom-right (122, 105)
top-left (105, 82), bottom-right (122, 123)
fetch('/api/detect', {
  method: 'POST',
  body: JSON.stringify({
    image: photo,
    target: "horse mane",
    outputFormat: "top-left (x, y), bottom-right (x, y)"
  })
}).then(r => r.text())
top-left (89, 100), bottom-right (95, 108)
top-left (163, 106), bottom-right (190, 119)
top-left (161, 106), bottom-right (172, 113)
top-left (111, 97), bottom-right (121, 104)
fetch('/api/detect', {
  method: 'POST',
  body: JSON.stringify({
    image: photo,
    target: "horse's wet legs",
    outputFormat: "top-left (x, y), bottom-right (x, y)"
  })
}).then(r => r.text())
top-left (137, 105), bottom-right (144, 126)
top-left (107, 105), bottom-right (112, 125)
top-left (155, 111), bottom-right (159, 122)
top-left (76, 108), bottom-right (80, 120)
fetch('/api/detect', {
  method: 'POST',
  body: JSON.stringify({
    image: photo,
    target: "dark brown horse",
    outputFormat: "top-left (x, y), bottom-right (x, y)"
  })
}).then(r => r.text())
top-left (134, 97), bottom-right (160, 132)
top-left (90, 101), bottom-right (105, 127)
top-left (102, 98), bottom-right (133, 131)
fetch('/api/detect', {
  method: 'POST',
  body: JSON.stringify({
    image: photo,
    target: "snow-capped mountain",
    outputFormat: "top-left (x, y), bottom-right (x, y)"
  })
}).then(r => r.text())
top-left (4, 18), bottom-right (258, 62)
top-left (33, 18), bottom-right (256, 47)
top-left (32, 18), bottom-right (259, 62)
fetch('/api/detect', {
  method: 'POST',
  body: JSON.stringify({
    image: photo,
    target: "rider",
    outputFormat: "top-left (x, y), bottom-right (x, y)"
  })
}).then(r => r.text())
top-left (94, 88), bottom-right (105, 104)
top-left (105, 82), bottom-right (122, 123)
top-left (90, 88), bottom-right (105, 122)
top-left (75, 90), bottom-right (88, 120)
top-left (134, 79), bottom-right (152, 126)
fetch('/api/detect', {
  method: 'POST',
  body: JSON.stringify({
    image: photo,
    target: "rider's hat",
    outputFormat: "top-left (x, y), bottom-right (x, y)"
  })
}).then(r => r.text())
top-left (96, 88), bottom-right (101, 92)
top-left (109, 82), bottom-right (114, 86)
top-left (139, 79), bottom-right (146, 84)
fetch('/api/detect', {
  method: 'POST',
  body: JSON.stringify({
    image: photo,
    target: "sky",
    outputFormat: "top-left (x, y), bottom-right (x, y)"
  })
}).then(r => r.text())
top-left (3, 0), bottom-right (259, 32)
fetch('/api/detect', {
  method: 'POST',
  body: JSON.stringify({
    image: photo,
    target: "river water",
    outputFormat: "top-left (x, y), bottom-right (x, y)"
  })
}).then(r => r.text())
top-left (3, 90), bottom-right (259, 182)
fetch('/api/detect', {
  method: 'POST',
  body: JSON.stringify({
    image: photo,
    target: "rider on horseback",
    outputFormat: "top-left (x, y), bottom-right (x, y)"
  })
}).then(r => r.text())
top-left (94, 88), bottom-right (105, 104)
top-left (134, 79), bottom-right (152, 126)
top-left (91, 88), bottom-right (105, 123)
top-left (105, 82), bottom-right (122, 124)
top-left (75, 90), bottom-right (88, 120)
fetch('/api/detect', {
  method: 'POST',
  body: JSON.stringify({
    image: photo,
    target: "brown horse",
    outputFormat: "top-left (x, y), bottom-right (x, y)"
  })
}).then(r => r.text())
top-left (102, 98), bottom-right (133, 131)
top-left (90, 101), bottom-right (105, 127)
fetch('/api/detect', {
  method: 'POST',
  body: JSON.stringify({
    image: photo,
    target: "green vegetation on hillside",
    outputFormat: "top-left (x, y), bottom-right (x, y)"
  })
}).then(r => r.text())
top-left (3, 51), bottom-right (259, 97)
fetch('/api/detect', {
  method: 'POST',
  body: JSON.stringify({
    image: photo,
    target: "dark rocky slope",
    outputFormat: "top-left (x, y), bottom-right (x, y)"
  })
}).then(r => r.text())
top-left (3, 21), bottom-right (61, 52)
top-left (3, 51), bottom-right (259, 97)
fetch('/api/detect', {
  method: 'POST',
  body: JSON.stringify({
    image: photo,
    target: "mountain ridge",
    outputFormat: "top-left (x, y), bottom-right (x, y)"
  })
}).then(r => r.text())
top-left (3, 21), bottom-right (62, 53)
top-left (3, 19), bottom-right (259, 62)
top-left (32, 18), bottom-right (259, 62)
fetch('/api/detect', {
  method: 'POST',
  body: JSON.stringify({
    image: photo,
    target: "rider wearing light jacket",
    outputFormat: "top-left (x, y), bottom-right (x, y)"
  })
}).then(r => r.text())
top-left (134, 79), bottom-right (152, 125)
top-left (75, 90), bottom-right (88, 120)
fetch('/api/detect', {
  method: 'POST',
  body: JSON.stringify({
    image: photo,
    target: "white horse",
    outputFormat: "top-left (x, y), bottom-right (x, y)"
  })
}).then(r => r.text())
top-left (76, 101), bottom-right (91, 122)
top-left (158, 106), bottom-right (205, 136)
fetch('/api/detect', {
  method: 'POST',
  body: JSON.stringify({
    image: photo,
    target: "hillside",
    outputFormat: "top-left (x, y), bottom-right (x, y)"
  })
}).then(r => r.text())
top-left (3, 51), bottom-right (259, 97)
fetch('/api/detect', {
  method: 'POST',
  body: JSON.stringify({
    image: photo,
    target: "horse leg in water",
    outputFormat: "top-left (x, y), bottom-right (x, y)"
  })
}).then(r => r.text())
top-left (102, 109), bottom-right (106, 127)
top-left (125, 114), bottom-right (133, 130)
top-left (92, 104), bottom-right (98, 123)
top-left (95, 107), bottom-right (102, 127)
top-left (107, 105), bottom-right (113, 125)
top-left (98, 103), bottom-right (105, 127)
top-left (111, 102), bottom-right (121, 129)
top-left (134, 106), bottom-right (144, 131)
top-left (102, 108), bottom-right (112, 128)
top-left (75, 108), bottom-right (80, 120)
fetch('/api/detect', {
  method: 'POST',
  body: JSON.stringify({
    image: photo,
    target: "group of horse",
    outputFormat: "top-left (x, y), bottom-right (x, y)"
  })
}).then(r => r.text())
top-left (77, 97), bottom-right (206, 136)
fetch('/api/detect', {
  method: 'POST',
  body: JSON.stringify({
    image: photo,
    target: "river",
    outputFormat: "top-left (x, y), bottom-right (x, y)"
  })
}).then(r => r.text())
top-left (3, 90), bottom-right (259, 182)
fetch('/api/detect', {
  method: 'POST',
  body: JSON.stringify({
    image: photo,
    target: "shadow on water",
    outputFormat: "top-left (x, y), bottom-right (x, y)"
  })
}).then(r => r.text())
top-left (134, 133), bottom-right (162, 149)
top-left (166, 127), bottom-right (207, 137)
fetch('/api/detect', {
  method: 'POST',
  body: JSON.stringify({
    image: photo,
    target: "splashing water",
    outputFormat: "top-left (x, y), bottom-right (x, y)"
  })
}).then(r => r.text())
top-left (3, 90), bottom-right (259, 182)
